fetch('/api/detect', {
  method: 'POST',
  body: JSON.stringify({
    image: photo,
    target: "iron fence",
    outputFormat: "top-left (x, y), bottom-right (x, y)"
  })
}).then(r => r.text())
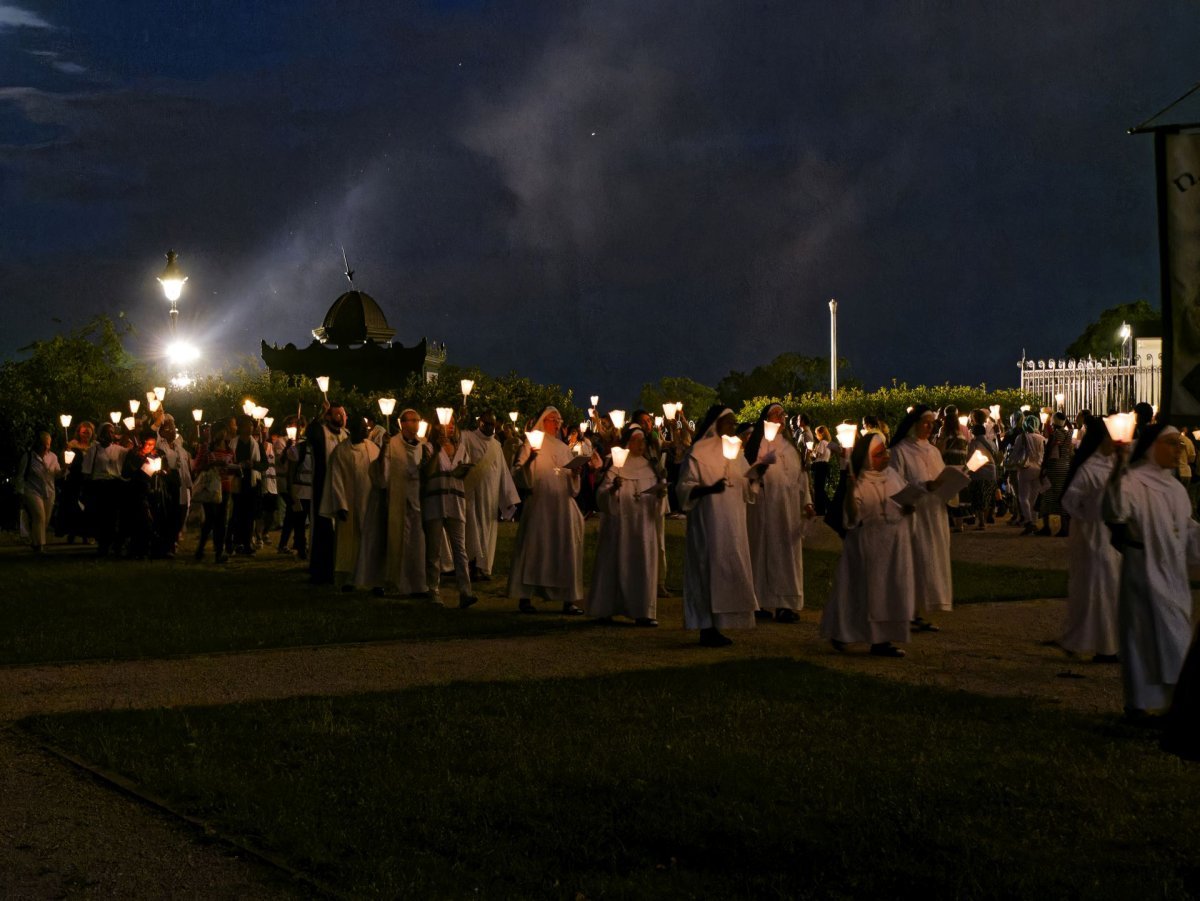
top-left (1018, 354), bottom-right (1161, 421)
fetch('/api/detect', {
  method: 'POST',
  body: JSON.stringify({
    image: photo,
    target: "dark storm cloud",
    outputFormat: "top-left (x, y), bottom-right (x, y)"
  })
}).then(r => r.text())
top-left (0, 1), bottom-right (1197, 402)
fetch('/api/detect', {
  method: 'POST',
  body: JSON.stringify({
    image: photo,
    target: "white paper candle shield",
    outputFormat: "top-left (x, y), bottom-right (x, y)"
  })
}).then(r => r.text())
top-left (378, 397), bottom-right (396, 417)
top-left (579, 421), bottom-right (588, 433)
top-left (129, 399), bottom-right (140, 414)
top-left (192, 409), bottom-right (203, 422)
top-left (63, 449), bottom-right (75, 465)
top-left (989, 404), bottom-right (1000, 420)
top-left (527, 429), bottom-right (545, 450)
top-left (242, 400), bottom-right (255, 416)
top-left (264, 417), bottom-right (274, 429)
top-left (417, 421), bottom-right (429, 439)
top-left (966, 449), bottom-right (990, 473)
top-left (1103, 412), bottom-right (1136, 444)
top-left (835, 423), bottom-right (858, 448)
top-left (154, 386), bottom-right (166, 402)
top-left (316, 376), bottom-right (330, 394)
top-left (146, 391), bottom-right (157, 404)
top-left (286, 426), bottom-right (298, 441)
top-left (253, 406), bottom-right (268, 421)
top-left (1020, 404), bottom-right (1031, 412)
top-left (147, 399), bottom-right (160, 413)
top-left (509, 411), bottom-right (519, 423)
top-left (590, 395), bottom-right (599, 406)
top-left (654, 415), bottom-right (664, 428)
top-left (957, 415), bottom-right (968, 428)
top-left (763, 421), bottom-right (781, 442)
top-left (435, 407), bottom-right (454, 426)
top-left (60, 414), bottom-right (72, 429)
top-left (610, 446), bottom-right (630, 469)
top-left (1039, 411), bottom-right (1050, 425)
top-left (110, 411), bottom-right (121, 424)
top-left (662, 402), bottom-right (676, 421)
top-left (805, 441), bottom-right (815, 452)
top-left (1193, 429), bottom-right (1200, 441)
top-left (609, 410), bottom-right (626, 431)
top-left (123, 416), bottom-right (135, 431)
top-left (721, 435), bottom-right (742, 461)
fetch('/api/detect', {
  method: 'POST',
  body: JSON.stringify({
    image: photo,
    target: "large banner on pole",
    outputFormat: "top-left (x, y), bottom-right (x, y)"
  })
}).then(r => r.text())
top-left (1162, 131), bottom-right (1200, 418)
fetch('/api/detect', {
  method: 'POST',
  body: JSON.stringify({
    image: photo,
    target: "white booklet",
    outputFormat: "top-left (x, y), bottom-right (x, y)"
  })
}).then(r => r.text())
top-left (929, 466), bottom-right (971, 502)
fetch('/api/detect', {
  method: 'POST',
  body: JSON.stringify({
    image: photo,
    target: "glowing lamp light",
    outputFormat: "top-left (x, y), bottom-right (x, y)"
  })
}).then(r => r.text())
top-left (609, 410), bottom-right (626, 431)
top-left (721, 435), bottom-right (742, 461)
top-left (378, 397), bottom-right (396, 417)
top-left (663, 402), bottom-right (677, 421)
top-left (158, 250), bottom-right (187, 302)
top-left (110, 411), bottom-right (121, 424)
top-left (129, 399), bottom-right (140, 414)
top-left (989, 404), bottom-right (1001, 420)
top-left (436, 407), bottom-right (454, 426)
top-left (966, 449), bottom-right (990, 473)
top-left (59, 414), bottom-right (72, 429)
top-left (1104, 412), bottom-right (1137, 445)
top-left (417, 421), bottom-right (429, 439)
top-left (123, 416), bottom-right (136, 431)
top-left (147, 398), bottom-right (160, 413)
top-left (242, 400), bottom-right (256, 417)
top-left (610, 446), bottom-right (630, 469)
top-left (166, 342), bottom-right (200, 365)
top-left (906, 406), bottom-right (914, 413)
top-left (63, 449), bottom-right (75, 465)
top-left (316, 376), bottom-right (330, 395)
top-left (286, 426), bottom-right (298, 441)
top-left (835, 423), bottom-right (858, 448)
top-left (527, 429), bottom-right (545, 451)
top-left (763, 421), bottom-right (781, 442)
top-left (509, 411), bottom-right (519, 423)
top-left (590, 395), bottom-right (599, 406)
top-left (192, 409), bottom-right (203, 422)
top-left (154, 386), bottom-right (166, 401)
top-left (460, 379), bottom-right (474, 397)
top-left (263, 417), bottom-right (274, 429)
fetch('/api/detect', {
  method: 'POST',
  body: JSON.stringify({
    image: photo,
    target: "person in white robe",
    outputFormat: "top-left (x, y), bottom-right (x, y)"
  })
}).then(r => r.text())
top-left (462, 411), bottom-right (520, 581)
top-left (677, 405), bottom-right (765, 647)
top-left (744, 403), bottom-right (813, 623)
top-left (586, 426), bottom-right (667, 625)
top-left (370, 408), bottom-right (427, 596)
top-left (330, 415), bottom-right (380, 590)
top-left (1104, 423), bottom-right (1200, 719)
top-left (1059, 417), bottom-right (1121, 661)
top-left (889, 405), bottom-right (953, 630)
top-left (421, 414), bottom-right (478, 608)
top-left (508, 406), bottom-right (586, 615)
top-left (820, 432), bottom-right (915, 655)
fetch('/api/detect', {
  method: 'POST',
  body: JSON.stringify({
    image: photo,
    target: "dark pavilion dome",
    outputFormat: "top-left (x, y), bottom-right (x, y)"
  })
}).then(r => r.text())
top-left (312, 290), bottom-right (396, 346)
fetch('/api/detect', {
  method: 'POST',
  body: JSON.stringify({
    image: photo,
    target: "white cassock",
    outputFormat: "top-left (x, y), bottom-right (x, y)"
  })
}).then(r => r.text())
top-left (820, 467), bottom-right (916, 644)
top-left (678, 436), bottom-right (759, 630)
top-left (1106, 459), bottom-right (1200, 711)
top-left (330, 439), bottom-right (379, 580)
top-left (352, 440), bottom-right (392, 590)
top-left (507, 435), bottom-right (585, 602)
top-left (890, 437), bottom-right (953, 614)
top-left (1060, 453), bottom-right (1121, 656)
top-left (462, 429), bottom-right (520, 576)
top-left (586, 456), bottom-right (664, 620)
top-left (748, 435), bottom-right (807, 611)
top-left (375, 438), bottom-right (427, 595)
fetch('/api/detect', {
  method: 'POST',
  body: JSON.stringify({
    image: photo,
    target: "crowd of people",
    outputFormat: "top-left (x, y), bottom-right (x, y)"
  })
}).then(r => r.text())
top-left (12, 394), bottom-right (1200, 745)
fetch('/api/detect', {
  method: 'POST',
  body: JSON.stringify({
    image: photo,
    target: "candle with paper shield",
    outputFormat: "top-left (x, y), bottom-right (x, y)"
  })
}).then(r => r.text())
top-left (378, 397), bottom-right (396, 432)
top-left (123, 416), bottom-right (135, 431)
top-left (242, 399), bottom-right (255, 417)
top-left (1103, 412), bottom-right (1136, 445)
top-left (147, 398), bottom-right (160, 413)
top-left (154, 386), bottom-right (166, 402)
top-left (957, 415), bottom-right (968, 429)
top-left (286, 425), bottom-right (297, 442)
top-left (527, 429), bottom-right (545, 451)
top-left (508, 411), bottom-right (519, 423)
top-left (63, 449), bottom-right (75, 466)
top-left (609, 410), bottom-right (626, 431)
top-left (435, 407), bottom-right (454, 426)
top-left (1020, 404), bottom-right (1031, 412)
top-left (417, 420), bottom-right (429, 439)
top-left (834, 423), bottom-right (858, 455)
top-left (316, 376), bottom-right (329, 399)
top-left (805, 441), bottom-right (814, 452)
top-left (654, 415), bottom-right (664, 429)
top-left (610, 446), bottom-right (629, 471)
top-left (146, 390), bottom-right (157, 404)
top-left (989, 404), bottom-right (1000, 420)
top-left (1054, 392), bottom-right (1065, 408)
top-left (263, 417), bottom-right (274, 429)
top-left (1193, 429), bottom-right (1200, 441)
top-left (460, 379), bottom-right (474, 398)
top-left (60, 413), bottom-right (72, 429)
top-left (129, 399), bottom-right (140, 414)
top-left (721, 435), bottom-right (742, 484)
top-left (253, 406), bottom-right (268, 421)
top-left (590, 395), bottom-right (599, 407)
top-left (192, 409), bottom-right (203, 422)
top-left (662, 402), bottom-right (677, 421)
top-left (966, 449), bottom-right (990, 473)
top-left (1039, 410), bottom-right (1050, 425)
top-left (763, 421), bottom-right (781, 443)
top-left (110, 411), bottom-right (121, 424)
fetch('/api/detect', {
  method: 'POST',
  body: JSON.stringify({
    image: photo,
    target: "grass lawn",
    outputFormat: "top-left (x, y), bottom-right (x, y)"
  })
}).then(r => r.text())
top-left (23, 659), bottom-right (1200, 899)
top-left (0, 522), bottom-right (1065, 666)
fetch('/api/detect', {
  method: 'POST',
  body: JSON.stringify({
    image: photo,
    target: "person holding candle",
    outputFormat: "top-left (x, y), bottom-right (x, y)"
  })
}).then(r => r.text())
top-left (15, 431), bottom-right (62, 554)
top-left (1104, 423), bottom-right (1200, 723)
top-left (307, 402), bottom-right (349, 585)
top-left (330, 413), bottom-right (380, 590)
top-left (192, 422), bottom-right (235, 563)
top-left (1058, 416), bottom-right (1120, 663)
top-left (228, 415), bottom-right (265, 556)
top-left (744, 403), bottom-right (812, 623)
top-left (419, 413), bottom-right (478, 608)
top-left (889, 405), bottom-right (953, 630)
top-left (462, 411), bottom-right (521, 583)
top-left (508, 406), bottom-right (586, 615)
top-left (965, 424), bottom-right (998, 531)
top-left (119, 428), bottom-right (165, 559)
top-left (155, 415), bottom-right (193, 557)
top-left (1037, 412), bottom-right (1074, 537)
top-left (820, 432), bottom-right (915, 656)
top-left (677, 405), bottom-right (765, 647)
top-left (1012, 414), bottom-right (1046, 535)
top-left (587, 425), bottom-right (668, 625)
top-left (81, 421), bottom-right (129, 557)
top-left (809, 425), bottom-right (833, 516)
top-left (60, 420), bottom-right (94, 544)
top-left (366, 408), bottom-right (428, 596)
top-left (279, 416), bottom-right (311, 559)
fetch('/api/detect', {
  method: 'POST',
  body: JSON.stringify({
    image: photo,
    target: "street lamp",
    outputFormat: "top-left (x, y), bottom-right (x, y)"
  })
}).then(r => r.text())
top-left (158, 250), bottom-right (187, 335)
top-left (829, 298), bottom-right (838, 400)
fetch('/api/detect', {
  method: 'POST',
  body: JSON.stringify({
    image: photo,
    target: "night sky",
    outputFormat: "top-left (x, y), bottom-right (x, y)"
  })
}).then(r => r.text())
top-left (1, 1), bottom-right (1197, 404)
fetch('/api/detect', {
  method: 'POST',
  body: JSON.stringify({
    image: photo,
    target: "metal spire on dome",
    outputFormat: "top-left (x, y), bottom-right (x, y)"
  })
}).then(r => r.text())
top-left (340, 245), bottom-right (355, 287)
